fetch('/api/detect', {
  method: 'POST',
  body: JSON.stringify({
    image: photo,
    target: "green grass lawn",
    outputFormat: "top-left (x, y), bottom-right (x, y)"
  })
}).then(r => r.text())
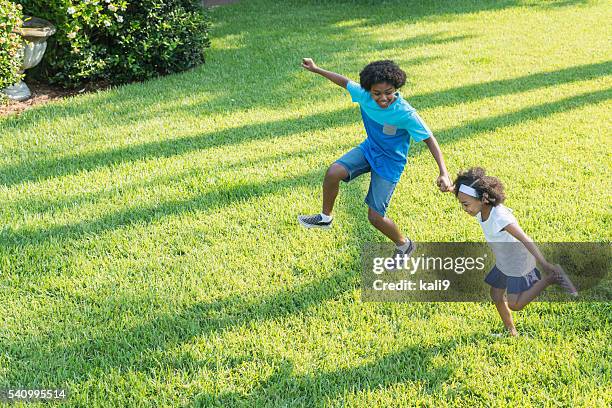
top-left (1, 0), bottom-right (611, 406)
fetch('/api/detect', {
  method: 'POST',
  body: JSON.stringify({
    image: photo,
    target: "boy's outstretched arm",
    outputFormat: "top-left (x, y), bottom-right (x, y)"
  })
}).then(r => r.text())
top-left (423, 136), bottom-right (452, 192)
top-left (302, 58), bottom-right (349, 88)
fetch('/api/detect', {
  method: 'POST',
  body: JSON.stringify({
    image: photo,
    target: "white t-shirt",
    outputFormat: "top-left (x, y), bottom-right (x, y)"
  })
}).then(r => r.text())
top-left (477, 204), bottom-right (536, 277)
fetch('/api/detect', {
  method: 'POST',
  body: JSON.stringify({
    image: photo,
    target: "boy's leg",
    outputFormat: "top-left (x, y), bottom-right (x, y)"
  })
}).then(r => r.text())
top-left (299, 147), bottom-right (369, 229)
top-left (506, 271), bottom-right (555, 311)
top-left (322, 147), bottom-right (370, 215)
top-left (365, 171), bottom-right (407, 246)
top-left (322, 163), bottom-right (348, 216)
top-left (490, 287), bottom-right (517, 336)
top-left (367, 208), bottom-right (405, 245)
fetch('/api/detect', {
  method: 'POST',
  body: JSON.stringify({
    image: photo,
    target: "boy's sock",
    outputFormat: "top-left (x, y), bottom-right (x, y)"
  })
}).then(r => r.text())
top-left (320, 213), bottom-right (332, 222)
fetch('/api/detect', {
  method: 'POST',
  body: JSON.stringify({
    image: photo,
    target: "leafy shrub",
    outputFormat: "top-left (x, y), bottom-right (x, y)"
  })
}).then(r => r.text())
top-left (0, 0), bottom-right (23, 96)
top-left (20, 0), bottom-right (210, 87)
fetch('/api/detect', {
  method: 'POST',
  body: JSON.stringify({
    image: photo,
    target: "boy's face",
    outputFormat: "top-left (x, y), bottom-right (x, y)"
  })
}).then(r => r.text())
top-left (370, 82), bottom-right (397, 109)
top-left (457, 192), bottom-right (483, 216)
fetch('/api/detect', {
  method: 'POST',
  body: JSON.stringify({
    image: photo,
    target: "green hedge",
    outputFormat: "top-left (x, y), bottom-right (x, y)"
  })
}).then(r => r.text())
top-left (0, 0), bottom-right (23, 96)
top-left (20, 0), bottom-right (210, 87)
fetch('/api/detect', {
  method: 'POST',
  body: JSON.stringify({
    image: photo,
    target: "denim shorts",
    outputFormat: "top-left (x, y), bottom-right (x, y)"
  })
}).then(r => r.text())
top-left (485, 265), bottom-right (542, 294)
top-left (335, 147), bottom-right (397, 217)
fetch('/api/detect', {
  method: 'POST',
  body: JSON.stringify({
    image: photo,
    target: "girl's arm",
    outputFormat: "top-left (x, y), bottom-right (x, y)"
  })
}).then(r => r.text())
top-left (504, 223), bottom-right (557, 274)
top-left (302, 58), bottom-right (349, 88)
top-left (423, 136), bottom-right (452, 192)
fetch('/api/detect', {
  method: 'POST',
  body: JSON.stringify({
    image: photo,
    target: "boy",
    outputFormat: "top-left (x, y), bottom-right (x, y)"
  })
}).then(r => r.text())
top-left (298, 58), bottom-right (451, 256)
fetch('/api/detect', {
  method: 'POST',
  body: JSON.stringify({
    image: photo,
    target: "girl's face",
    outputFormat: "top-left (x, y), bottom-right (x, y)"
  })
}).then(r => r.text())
top-left (457, 192), bottom-right (483, 216)
top-left (370, 82), bottom-right (397, 109)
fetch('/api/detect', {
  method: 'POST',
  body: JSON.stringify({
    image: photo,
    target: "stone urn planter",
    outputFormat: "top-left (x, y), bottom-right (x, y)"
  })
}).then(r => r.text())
top-left (2, 16), bottom-right (56, 102)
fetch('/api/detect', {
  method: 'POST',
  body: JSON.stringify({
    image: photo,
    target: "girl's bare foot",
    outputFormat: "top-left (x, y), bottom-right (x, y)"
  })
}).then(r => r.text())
top-left (553, 265), bottom-right (578, 296)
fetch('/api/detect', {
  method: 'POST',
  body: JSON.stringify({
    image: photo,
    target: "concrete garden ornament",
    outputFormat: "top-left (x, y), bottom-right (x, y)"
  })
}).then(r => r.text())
top-left (2, 16), bottom-right (56, 101)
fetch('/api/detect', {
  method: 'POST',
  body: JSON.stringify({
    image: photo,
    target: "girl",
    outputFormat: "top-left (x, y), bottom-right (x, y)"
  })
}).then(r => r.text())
top-left (453, 167), bottom-right (577, 336)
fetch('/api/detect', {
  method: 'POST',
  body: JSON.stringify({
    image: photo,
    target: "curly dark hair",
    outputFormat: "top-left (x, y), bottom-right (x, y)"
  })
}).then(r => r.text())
top-left (359, 60), bottom-right (407, 91)
top-left (453, 167), bottom-right (506, 206)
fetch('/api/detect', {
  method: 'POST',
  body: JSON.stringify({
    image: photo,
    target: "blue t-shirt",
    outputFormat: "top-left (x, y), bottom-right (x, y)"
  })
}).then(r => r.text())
top-left (346, 80), bottom-right (432, 183)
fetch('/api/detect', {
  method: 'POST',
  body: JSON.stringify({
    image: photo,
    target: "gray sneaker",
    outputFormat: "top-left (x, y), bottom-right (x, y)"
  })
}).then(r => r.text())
top-left (394, 238), bottom-right (416, 258)
top-left (298, 214), bottom-right (332, 229)
top-left (388, 238), bottom-right (416, 272)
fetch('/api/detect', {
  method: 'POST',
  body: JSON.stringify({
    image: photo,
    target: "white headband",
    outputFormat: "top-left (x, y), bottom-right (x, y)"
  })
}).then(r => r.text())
top-left (459, 184), bottom-right (479, 198)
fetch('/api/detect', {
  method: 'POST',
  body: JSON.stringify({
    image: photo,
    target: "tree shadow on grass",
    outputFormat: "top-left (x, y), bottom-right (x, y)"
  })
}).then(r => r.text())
top-left (3, 140), bottom-right (358, 216)
top-left (535, 0), bottom-right (591, 9)
top-left (192, 339), bottom-right (461, 407)
top-left (0, 166), bottom-right (325, 250)
top-left (0, 107), bottom-right (358, 187)
top-left (1, 267), bottom-right (355, 385)
top-left (409, 61), bottom-right (612, 110)
top-left (432, 87), bottom-right (610, 143)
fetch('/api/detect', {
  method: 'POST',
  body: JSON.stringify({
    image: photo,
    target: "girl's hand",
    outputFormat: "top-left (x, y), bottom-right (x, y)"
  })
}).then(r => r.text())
top-left (301, 58), bottom-right (318, 72)
top-left (436, 174), bottom-right (452, 192)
